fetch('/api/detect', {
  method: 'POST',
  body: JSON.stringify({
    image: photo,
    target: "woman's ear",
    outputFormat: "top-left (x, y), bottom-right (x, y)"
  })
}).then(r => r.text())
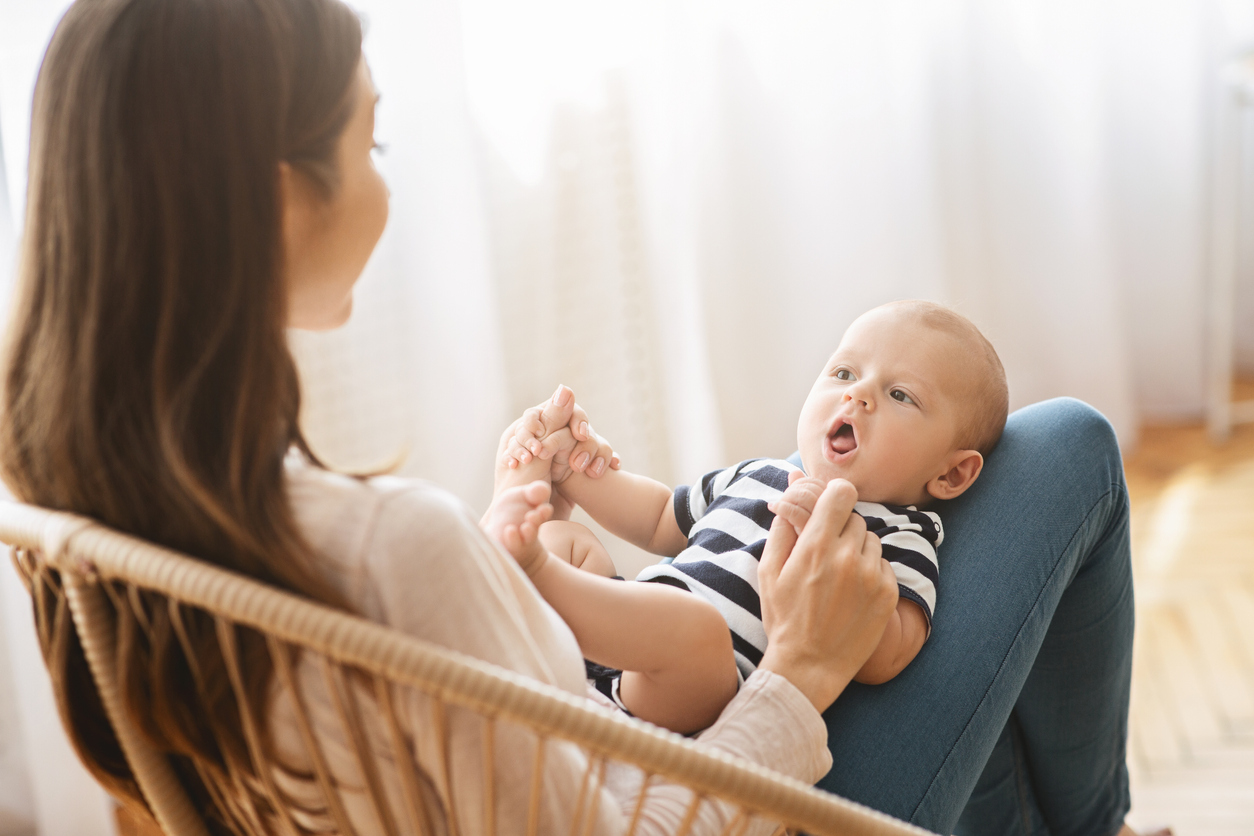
top-left (926, 450), bottom-right (984, 501)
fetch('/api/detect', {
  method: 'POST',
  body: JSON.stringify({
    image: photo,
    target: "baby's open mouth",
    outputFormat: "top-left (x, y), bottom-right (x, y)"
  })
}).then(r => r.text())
top-left (829, 421), bottom-right (857, 455)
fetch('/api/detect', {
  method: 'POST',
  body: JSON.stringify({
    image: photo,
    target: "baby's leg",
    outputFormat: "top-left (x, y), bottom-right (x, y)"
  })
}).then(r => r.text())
top-left (491, 484), bottom-right (738, 733)
top-left (537, 520), bottom-right (618, 578)
top-left (614, 586), bottom-right (740, 734)
top-left (534, 560), bottom-right (739, 733)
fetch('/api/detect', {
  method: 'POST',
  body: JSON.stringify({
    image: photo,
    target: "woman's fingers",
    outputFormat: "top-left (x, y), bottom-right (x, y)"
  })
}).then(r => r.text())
top-left (838, 503), bottom-right (868, 542)
top-left (758, 514), bottom-right (798, 598)
top-left (561, 399), bottom-right (619, 476)
top-left (495, 386), bottom-right (619, 490)
top-left (799, 478), bottom-right (859, 542)
top-left (757, 478), bottom-right (897, 712)
top-left (571, 432), bottom-right (617, 477)
top-left (548, 426), bottom-right (619, 480)
top-left (862, 527), bottom-right (883, 562)
top-left (502, 386), bottom-right (621, 476)
top-left (569, 403), bottom-right (593, 442)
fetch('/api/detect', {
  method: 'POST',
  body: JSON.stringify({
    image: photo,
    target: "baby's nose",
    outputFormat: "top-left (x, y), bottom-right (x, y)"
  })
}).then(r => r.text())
top-left (842, 384), bottom-right (873, 410)
top-left (843, 392), bottom-right (870, 409)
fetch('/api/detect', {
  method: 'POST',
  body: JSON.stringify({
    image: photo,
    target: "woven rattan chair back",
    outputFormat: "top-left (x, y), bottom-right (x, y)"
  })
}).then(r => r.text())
top-left (0, 500), bottom-right (930, 836)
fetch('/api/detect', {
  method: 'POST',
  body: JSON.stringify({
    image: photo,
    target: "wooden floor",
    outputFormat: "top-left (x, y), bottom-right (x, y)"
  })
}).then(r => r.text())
top-left (1123, 389), bottom-right (1254, 836)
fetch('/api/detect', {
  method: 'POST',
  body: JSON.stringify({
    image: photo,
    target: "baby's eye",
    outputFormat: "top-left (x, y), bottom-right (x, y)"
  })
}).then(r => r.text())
top-left (890, 389), bottom-right (915, 405)
top-left (834, 369), bottom-right (855, 381)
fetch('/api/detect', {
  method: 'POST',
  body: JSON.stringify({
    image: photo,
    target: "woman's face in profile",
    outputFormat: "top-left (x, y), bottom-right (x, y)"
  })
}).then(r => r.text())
top-left (283, 58), bottom-right (389, 330)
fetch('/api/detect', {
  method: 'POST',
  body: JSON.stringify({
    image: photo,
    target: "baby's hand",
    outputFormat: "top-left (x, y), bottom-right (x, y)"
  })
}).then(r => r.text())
top-left (503, 385), bottom-right (621, 482)
top-left (485, 480), bottom-right (555, 578)
top-left (767, 470), bottom-right (833, 536)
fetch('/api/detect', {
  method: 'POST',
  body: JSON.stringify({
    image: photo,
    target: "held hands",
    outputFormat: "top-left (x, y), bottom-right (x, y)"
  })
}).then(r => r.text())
top-left (767, 470), bottom-right (828, 535)
top-left (497, 385), bottom-right (621, 487)
top-left (758, 478), bottom-right (899, 713)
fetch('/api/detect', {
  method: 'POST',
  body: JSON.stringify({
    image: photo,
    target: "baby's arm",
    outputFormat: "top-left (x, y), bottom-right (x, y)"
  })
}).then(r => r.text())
top-left (556, 468), bottom-right (688, 556)
top-left (503, 394), bottom-right (686, 557)
top-left (852, 600), bottom-right (926, 685)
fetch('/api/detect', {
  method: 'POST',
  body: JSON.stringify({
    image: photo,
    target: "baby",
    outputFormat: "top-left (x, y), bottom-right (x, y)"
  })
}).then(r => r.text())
top-left (487, 300), bottom-right (1008, 734)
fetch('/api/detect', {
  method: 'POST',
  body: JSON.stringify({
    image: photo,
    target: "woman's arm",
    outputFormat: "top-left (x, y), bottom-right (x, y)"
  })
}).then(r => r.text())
top-left (362, 480), bottom-right (843, 835)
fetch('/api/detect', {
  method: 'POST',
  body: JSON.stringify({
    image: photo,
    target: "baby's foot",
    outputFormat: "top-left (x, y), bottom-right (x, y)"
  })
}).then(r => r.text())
top-left (484, 480), bottom-right (554, 577)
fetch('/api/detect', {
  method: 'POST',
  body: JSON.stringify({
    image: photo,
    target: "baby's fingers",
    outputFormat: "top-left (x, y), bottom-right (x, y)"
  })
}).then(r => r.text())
top-left (503, 437), bottom-right (534, 468)
top-left (768, 475), bottom-right (826, 532)
top-left (768, 497), bottom-right (812, 536)
top-left (536, 427), bottom-right (578, 461)
top-left (513, 407), bottom-right (548, 458)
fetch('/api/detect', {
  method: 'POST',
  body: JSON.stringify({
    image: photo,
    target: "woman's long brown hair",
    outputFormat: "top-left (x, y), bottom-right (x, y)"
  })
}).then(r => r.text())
top-left (0, 0), bottom-right (362, 830)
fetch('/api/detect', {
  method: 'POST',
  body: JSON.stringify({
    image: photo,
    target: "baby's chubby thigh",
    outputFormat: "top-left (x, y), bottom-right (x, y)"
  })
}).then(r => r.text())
top-left (538, 520), bottom-right (619, 578)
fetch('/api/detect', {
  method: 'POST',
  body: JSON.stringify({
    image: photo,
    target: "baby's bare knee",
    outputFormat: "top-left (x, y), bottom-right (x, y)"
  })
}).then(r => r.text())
top-left (677, 595), bottom-right (734, 662)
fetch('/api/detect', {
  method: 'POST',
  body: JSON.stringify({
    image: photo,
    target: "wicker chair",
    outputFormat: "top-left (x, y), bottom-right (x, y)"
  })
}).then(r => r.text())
top-left (0, 499), bottom-right (930, 836)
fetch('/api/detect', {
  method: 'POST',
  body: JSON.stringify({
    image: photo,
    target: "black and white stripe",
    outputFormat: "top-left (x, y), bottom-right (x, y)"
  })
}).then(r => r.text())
top-left (638, 458), bottom-right (943, 680)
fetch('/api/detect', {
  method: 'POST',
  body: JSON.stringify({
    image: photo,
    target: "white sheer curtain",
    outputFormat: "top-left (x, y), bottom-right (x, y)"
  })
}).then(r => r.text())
top-left (451, 0), bottom-right (1254, 465)
top-left (0, 90), bottom-right (36, 836)
top-left (4, 1), bottom-right (1254, 833)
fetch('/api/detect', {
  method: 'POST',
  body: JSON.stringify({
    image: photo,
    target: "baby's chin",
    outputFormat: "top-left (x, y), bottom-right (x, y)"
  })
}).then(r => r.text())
top-left (801, 458), bottom-right (928, 507)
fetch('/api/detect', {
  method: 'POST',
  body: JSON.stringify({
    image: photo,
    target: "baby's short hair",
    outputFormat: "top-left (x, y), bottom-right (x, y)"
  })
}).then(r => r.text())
top-left (883, 300), bottom-right (1008, 457)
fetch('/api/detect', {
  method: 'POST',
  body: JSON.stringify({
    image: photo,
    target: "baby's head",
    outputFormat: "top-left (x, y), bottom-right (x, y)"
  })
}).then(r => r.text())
top-left (796, 300), bottom-right (1007, 508)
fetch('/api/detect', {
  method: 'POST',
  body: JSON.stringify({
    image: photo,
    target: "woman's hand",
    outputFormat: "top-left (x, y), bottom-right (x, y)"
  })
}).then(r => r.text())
top-left (503, 385), bottom-right (620, 478)
top-left (757, 478), bottom-right (899, 713)
top-left (492, 386), bottom-right (620, 510)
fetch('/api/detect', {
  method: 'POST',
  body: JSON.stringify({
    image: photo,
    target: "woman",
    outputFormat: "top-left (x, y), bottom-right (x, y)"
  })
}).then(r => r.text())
top-left (0, 0), bottom-right (1143, 833)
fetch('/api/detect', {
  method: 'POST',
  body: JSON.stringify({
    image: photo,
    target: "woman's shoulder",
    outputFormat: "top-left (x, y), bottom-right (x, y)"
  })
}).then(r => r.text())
top-left (286, 457), bottom-right (483, 578)
top-left (285, 457), bottom-right (587, 691)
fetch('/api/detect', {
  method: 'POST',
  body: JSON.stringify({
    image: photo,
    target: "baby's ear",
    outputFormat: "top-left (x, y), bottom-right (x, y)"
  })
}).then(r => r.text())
top-left (926, 450), bottom-right (983, 501)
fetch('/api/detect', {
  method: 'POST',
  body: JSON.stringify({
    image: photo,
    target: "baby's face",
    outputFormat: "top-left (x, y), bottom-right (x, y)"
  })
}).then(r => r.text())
top-left (797, 306), bottom-right (971, 507)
